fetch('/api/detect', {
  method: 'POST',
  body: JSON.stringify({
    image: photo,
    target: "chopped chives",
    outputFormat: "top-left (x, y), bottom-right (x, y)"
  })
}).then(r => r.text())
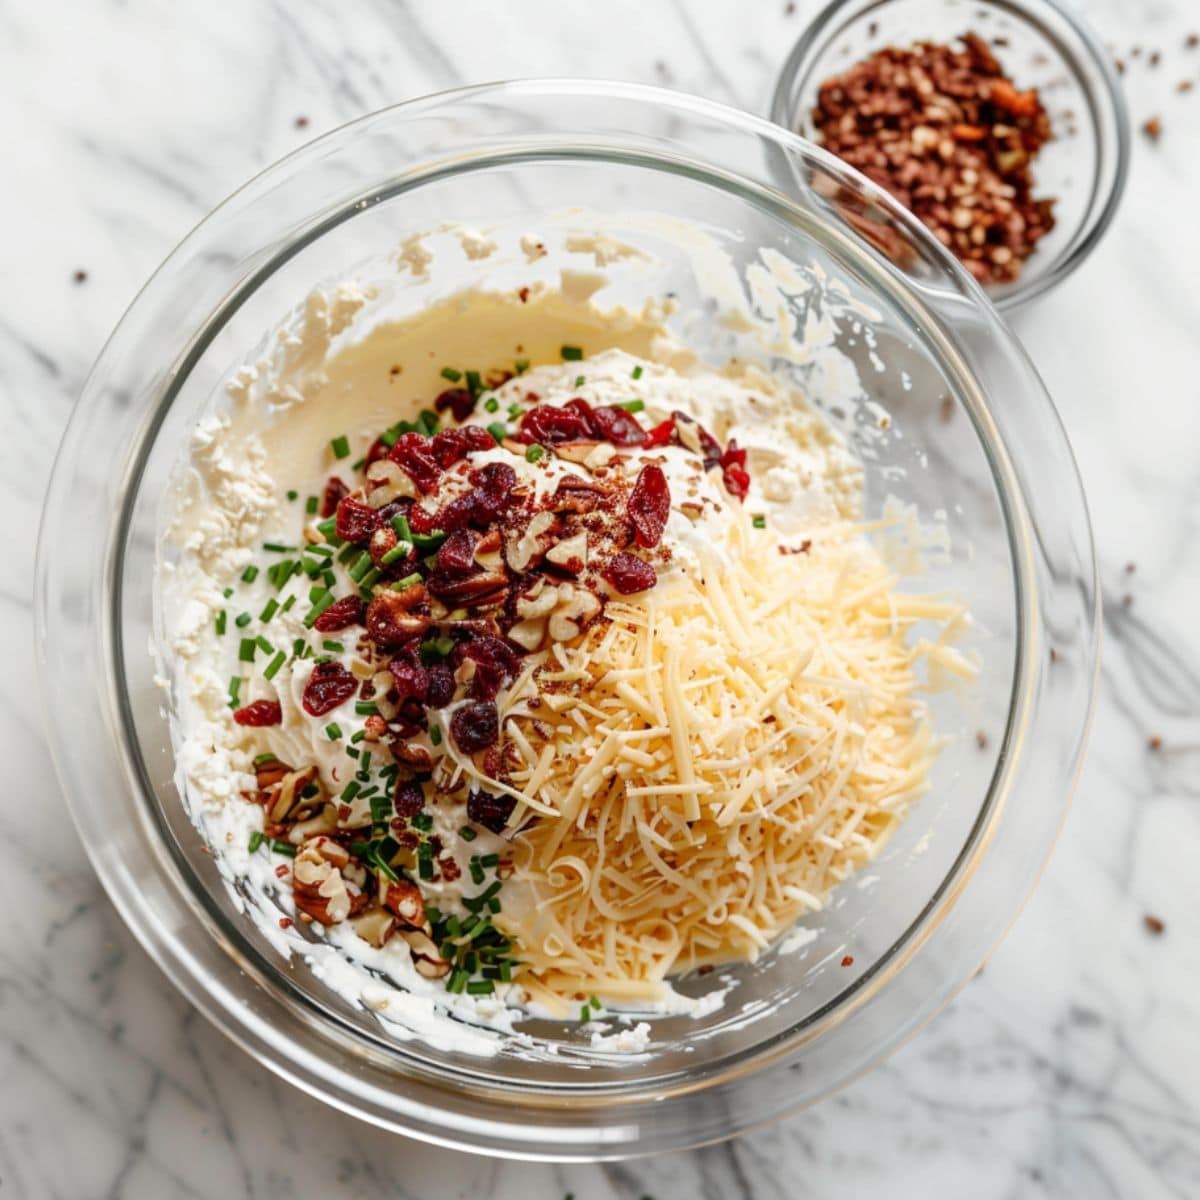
top-left (411, 529), bottom-right (445, 552)
top-left (440, 366), bottom-right (462, 382)
top-left (248, 830), bottom-right (264, 853)
top-left (411, 812), bottom-right (432, 832)
top-left (358, 566), bottom-right (381, 592)
top-left (752, 514), bottom-right (767, 529)
top-left (305, 495), bottom-right (319, 515)
top-left (589, 995), bottom-right (601, 1010)
top-left (419, 409), bottom-right (439, 435)
top-left (480, 852), bottom-right (500, 868)
top-left (483, 396), bottom-right (499, 413)
top-left (259, 598), bottom-right (279, 622)
top-left (302, 590), bottom-right (335, 628)
top-left (238, 638), bottom-right (256, 663)
top-left (465, 369), bottom-right (482, 395)
top-left (337, 544), bottom-right (358, 564)
top-left (507, 403), bottom-right (524, 419)
top-left (263, 542), bottom-right (296, 554)
top-left (316, 517), bottom-right (341, 543)
top-left (330, 434), bottom-right (351, 460)
top-left (306, 543), bottom-right (333, 557)
top-left (350, 457), bottom-right (366, 472)
top-left (253, 752), bottom-right (277, 765)
top-left (280, 595), bottom-right (296, 613)
top-left (487, 422), bottom-right (507, 443)
top-left (580, 1005), bottom-right (591, 1022)
top-left (322, 568), bottom-right (337, 589)
top-left (228, 676), bottom-right (242, 707)
top-left (348, 551), bottom-right (373, 582)
top-left (460, 825), bottom-right (476, 841)
top-left (487, 896), bottom-right (501, 914)
top-left (380, 542), bottom-right (411, 566)
top-left (430, 726), bottom-right (442, 746)
top-left (467, 979), bottom-right (494, 996)
top-left (419, 636), bottom-right (454, 663)
top-left (447, 969), bottom-right (468, 994)
top-left (345, 745), bottom-right (360, 759)
top-left (418, 855), bottom-right (434, 880)
top-left (394, 571), bottom-right (423, 590)
top-left (301, 556), bottom-right (324, 579)
top-left (631, 365), bottom-right (644, 380)
top-left (286, 489), bottom-right (298, 501)
top-left (325, 723), bottom-right (342, 740)
top-left (616, 398), bottom-right (645, 413)
top-left (355, 700), bottom-right (380, 716)
top-left (560, 344), bottom-right (583, 361)
top-left (351, 729), bottom-right (367, 744)
top-left (268, 838), bottom-right (296, 858)
top-left (525, 444), bottom-right (545, 463)
top-left (235, 612), bottom-right (252, 628)
top-left (222, 586), bottom-right (234, 599)
top-left (255, 635), bottom-right (274, 654)
top-left (263, 650), bottom-right (286, 680)
top-left (341, 780), bottom-right (361, 801)
top-left (469, 860), bottom-right (485, 886)
top-left (574, 375), bottom-right (585, 388)
top-left (390, 514), bottom-right (412, 542)
top-left (322, 640), bottom-right (343, 653)
top-left (241, 564), bottom-right (259, 583)
top-left (292, 637), bottom-right (305, 656)
top-left (215, 609), bottom-right (226, 636)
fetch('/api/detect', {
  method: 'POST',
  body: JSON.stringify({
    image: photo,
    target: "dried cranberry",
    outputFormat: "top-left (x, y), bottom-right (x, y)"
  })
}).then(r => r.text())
top-left (425, 664), bottom-right (456, 708)
top-left (590, 405), bottom-right (647, 446)
top-left (301, 661), bottom-right (358, 716)
top-left (451, 700), bottom-right (499, 753)
top-left (407, 503), bottom-right (439, 535)
top-left (674, 411), bottom-right (722, 469)
top-left (628, 464), bottom-right (670, 549)
top-left (434, 387), bottom-right (476, 424)
top-left (432, 491), bottom-right (475, 533)
top-left (430, 424), bottom-right (494, 468)
top-left (602, 552), bottom-right (658, 594)
top-left (643, 416), bottom-right (677, 448)
top-left (437, 528), bottom-right (479, 575)
top-left (387, 432), bottom-right (441, 493)
top-left (467, 788), bottom-right (516, 834)
top-left (233, 700), bottom-right (283, 726)
top-left (393, 779), bottom-right (426, 819)
top-left (723, 464), bottom-right (751, 500)
top-left (335, 496), bottom-right (380, 543)
top-left (312, 595), bottom-right (363, 632)
top-left (364, 437), bottom-right (391, 468)
top-left (720, 439), bottom-right (747, 471)
top-left (388, 656), bottom-right (429, 703)
top-left (470, 461), bottom-right (517, 523)
top-left (321, 476), bottom-right (350, 519)
top-left (452, 637), bottom-right (519, 701)
top-left (518, 404), bottom-right (591, 445)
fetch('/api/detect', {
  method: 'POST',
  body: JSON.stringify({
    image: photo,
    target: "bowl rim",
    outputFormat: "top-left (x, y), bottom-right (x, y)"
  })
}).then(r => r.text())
top-left (767, 0), bottom-right (1131, 310)
top-left (35, 77), bottom-right (1099, 1158)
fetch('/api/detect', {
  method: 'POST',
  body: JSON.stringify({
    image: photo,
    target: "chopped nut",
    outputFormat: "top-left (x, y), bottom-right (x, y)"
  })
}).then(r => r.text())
top-left (365, 459), bottom-right (418, 507)
top-left (505, 510), bottom-right (558, 572)
top-left (350, 907), bottom-right (397, 948)
top-left (545, 531), bottom-right (589, 574)
top-left (547, 583), bottom-right (602, 642)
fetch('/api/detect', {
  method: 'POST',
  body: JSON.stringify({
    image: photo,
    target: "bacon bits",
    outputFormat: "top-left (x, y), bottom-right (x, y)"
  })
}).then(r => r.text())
top-left (450, 700), bottom-right (499, 753)
top-left (467, 788), bottom-right (516, 833)
top-left (335, 496), bottom-right (380, 543)
top-left (301, 661), bottom-right (359, 716)
top-left (233, 700), bottom-right (283, 726)
top-left (311, 595), bottom-right (363, 632)
top-left (628, 464), bottom-right (670, 549)
top-left (602, 552), bottom-right (658, 594)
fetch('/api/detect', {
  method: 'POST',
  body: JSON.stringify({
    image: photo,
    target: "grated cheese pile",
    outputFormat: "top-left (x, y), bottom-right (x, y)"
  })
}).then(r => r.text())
top-left (487, 506), bottom-right (971, 1007)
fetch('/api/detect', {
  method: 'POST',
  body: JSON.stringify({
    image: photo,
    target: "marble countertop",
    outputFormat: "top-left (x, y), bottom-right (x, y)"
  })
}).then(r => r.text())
top-left (4, 0), bottom-right (1198, 1195)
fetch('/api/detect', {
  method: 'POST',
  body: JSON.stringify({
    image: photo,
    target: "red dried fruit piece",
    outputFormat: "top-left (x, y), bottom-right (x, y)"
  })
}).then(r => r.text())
top-left (366, 591), bottom-right (431, 647)
top-left (467, 788), bottom-right (516, 834)
top-left (673, 411), bottom-right (722, 469)
top-left (590, 404), bottom-right (647, 446)
top-left (602, 552), bottom-right (658, 594)
top-left (430, 424), bottom-right (495, 468)
top-left (364, 437), bottom-right (391, 468)
top-left (393, 779), bottom-right (426, 819)
top-left (450, 700), bottom-right (499, 753)
top-left (406, 503), bottom-right (439, 535)
top-left (233, 700), bottom-right (283, 726)
top-left (628, 463), bottom-right (670, 549)
top-left (425, 664), bottom-right (456, 708)
top-left (434, 387), bottom-right (477, 424)
top-left (469, 461), bottom-right (517, 523)
top-left (452, 637), bottom-right (519, 701)
top-left (312, 595), bottom-right (363, 632)
top-left (723, 465), bottom-right (751, 500)
top-left (643, 416), bottom-right (677, 448)
top-left (335, 496), bottom-right (380, 543)
top-left (431, 491), bottom-right (475, 533)
top-left (518, 403), bottom-right (591, 445)
top-left (321, 476), bottom-right (349, 519)
top-left (387, 432), bottom-right (441, 493)
top-left (301, 661), bottom-right (358, 716)
top-left (388, 655), bottom-right (429, 703)
top-left (437, 528), bottom-right (480, 575)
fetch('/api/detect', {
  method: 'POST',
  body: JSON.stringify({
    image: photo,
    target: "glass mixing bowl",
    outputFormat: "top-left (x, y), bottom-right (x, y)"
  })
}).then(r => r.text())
top-left (36, 80), bottom-right (1097, 1159)
top-left (769, 0), bottom-right (1130, 310)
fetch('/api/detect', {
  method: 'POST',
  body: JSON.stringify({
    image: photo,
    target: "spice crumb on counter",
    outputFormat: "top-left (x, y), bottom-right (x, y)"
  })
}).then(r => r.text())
top-left (1143, 914), bottom-right (1166, 935)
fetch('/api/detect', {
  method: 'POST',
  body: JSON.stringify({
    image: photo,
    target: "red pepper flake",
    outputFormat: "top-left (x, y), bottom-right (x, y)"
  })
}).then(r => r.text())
top-left (275, 864), bottom-right (291, 879)
top-left (840, 955), bottom-right (854, 967)
top-left (279, 917), bottom-right (294, 929)
top-left (1143, 914), bottom-right (1165, 935)
top-left (1143, 116), bottom-right (1163, 141)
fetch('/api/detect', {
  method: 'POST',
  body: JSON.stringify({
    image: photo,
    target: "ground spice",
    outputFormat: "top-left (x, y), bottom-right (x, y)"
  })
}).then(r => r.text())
top-left (810, 32), bottom-right (1056, 284)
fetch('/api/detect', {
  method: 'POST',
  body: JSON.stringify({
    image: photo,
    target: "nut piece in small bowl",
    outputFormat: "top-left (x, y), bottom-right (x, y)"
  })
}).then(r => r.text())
top-left (770, 0), bottom-right (1130, 308)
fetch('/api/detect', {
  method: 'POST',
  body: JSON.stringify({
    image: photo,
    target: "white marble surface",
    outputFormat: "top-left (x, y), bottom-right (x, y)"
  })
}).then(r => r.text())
top-left (3, 0), bottom-right (1199, 1195)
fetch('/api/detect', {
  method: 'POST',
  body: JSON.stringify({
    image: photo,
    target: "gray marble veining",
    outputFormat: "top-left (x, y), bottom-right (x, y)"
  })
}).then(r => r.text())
top-left (2, 0), bottom-right (1198, 1195)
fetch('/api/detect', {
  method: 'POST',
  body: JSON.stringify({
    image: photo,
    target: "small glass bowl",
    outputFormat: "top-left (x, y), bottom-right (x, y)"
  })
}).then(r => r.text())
top-left (770, 0), bottom-right (1130, 309)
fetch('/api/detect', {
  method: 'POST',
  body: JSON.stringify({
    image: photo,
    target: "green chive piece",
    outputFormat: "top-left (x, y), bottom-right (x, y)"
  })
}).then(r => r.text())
top-left (306, 543), bottom-right (333, 558)
top-left (255, 635), bottom-right (274, 654)
top-left (263, 542), bottom-right (296, 554)
top-left (248, 830), bottom-right (264, 853)
top-left (341, 780), bottom-right (361, 802)
top-left (419, 409), bottom-right (439, 435)
top-left (286, 489), bottom-right (298, 502)
top-left (280, 595), bottom-right (296, 613)
top-left (316, 516), bottom-right (339, 540)
top-left (380, 542), bottom-right (411, 566)
top-left (241, 564), bottom-right (259, 583)
top-left (238, 638), bottom-right (256, 663)
top-left (483, 395), bottom-right (499, 413)
top-left (752, 514), bottom-right (767, 529)
top-left (390, 514), bottom-right (412, 542)
top-left (263, 650), bottom-right (286, 680)
top-left (419, 636), bottom-right (454, 663)
top-left (358, 567), bottom-right (381, 593)
top-left (487, 422), bottom-right (507, 443)
top-left (418, 856), bottom-right (434, 880)
top-left (616, 398), bottom-right (645, 413)
top-left (430, 726), bottom-right (442, 747)
top-left (325, 722), bottom-right (342, 740)
top-left (441, 366), bottom-right (462, 382)
top-left (525, 444), bottom-right (545, 463)
top-left (253, 752), bottom-right (277, 766)
top-left (259, 598), bottom-right (279, 622)
top-left (350, 457), bottom-right (366, 472)
top-left (235, 612), bottom-right (252, 628)
top-left (589, 995), bottom-right (601, 1010)
top-left (467, 979), bottom-right (495, 996)
top-left (561, 344), bottom-right (583, 361)
top-left (215, 610), bottom-right (227, 636)
top-left (574, 375), bottom-right (585, 388)
top-left (331, 434), bottom-right (351, 460)
top-left (631, 365), bottom-right (644, 380)
top-left (305, 495), bottom-right (319, 514)
top-left (480, 852), bottom-right (500, 868)
top-left (322, 640), bottom-right (343, 653)
top-left (345, 745), bottom-right (359, 760)
top-left (302, 590), bottom-right (335, 628)
top-left (580, 1005), bottom-right (591, 1022)
top-left (348, 551), bottom-right (373, 582)
top-left (222, 586), bottom-right (234, 599)
top-left (465, 369), bottom-right (483, 396)
top-left (460, 825), bottom-right (476, 841)
top-left (411, 529), bottom-right (446, 552)
top-left (228, 677), bottom-right (242, 708)
top-left (394, 571), bottom-right (423, 590)
top-left (351, 729), bottom-right (367, 744)
top-left (355, 701), bottom-right (379, 716)
top-left (269, 838), bottom-right (296, 859)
